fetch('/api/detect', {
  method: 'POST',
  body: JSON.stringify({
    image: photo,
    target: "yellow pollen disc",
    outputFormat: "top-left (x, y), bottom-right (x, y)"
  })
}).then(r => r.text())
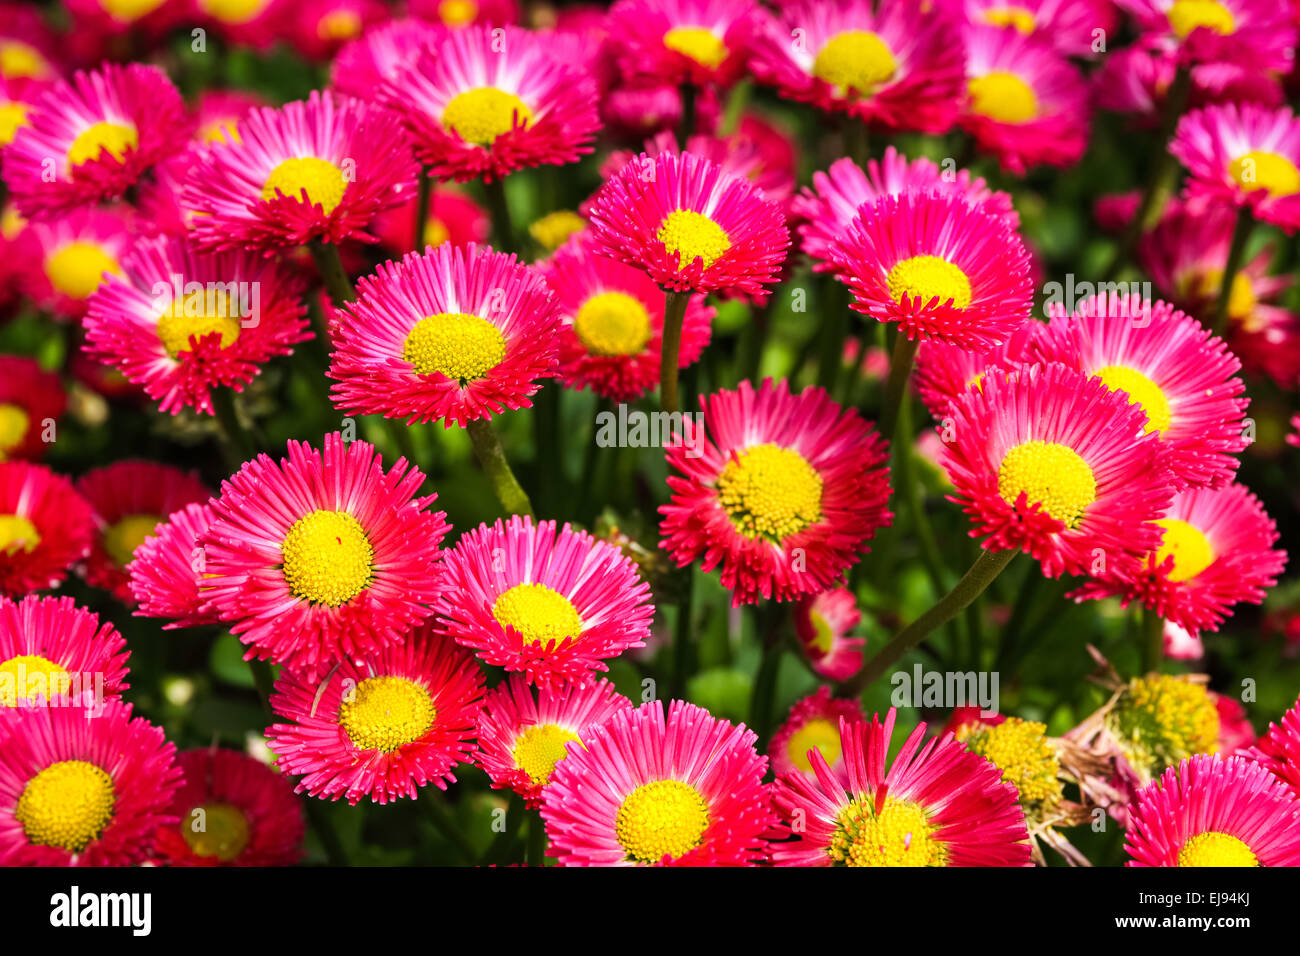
top-left (0, 654), bottom-right (69, 706)
top-left (1178, 831), bottom-right (1257, 867)
top-left (442, 88), bottom-right (533, 146)
top-left (812, 31), bottom-right (897, 94)
top-left (0, 42), bottom-right (50, 80)
top-left (1168, 0), bottom-right (1236, 37)
top-left (262, 157), bottom-right (347, 214)
top-left (787, 717), bottom-right (842, 773)
top-left (657, 208), bottom-right (731, 272)
top-left (0, 101), bottom-right (28, 146)
top-left (831, 795), bottom-right (944, 867)
top-left (616, 779), bottom-right (710, 863)
top-left (1092, 364), bottom-right (1172, 434)
top-left (318, 9), bottom-right (362, 40)
top-left (200, 0), bottom-right (266, 25)
top-left (438, 0), bottom-right (478, 26)
top-left (887, 254), bottom-right (972, 309)
top-left (182, 803), bottom-right (249, 862)
top-left (0, 514), bottom-right (40, 554)
top-left (808, 610), bottom-right (835, 654)
top-left (423, 218), bottom-right (450, 248)
top-left (512, 723), bottom-right (582, 786)
top-left (156, 291), bottom-right (241, 360)
top-left (1153, 517), bottom-right (1215, 582)
top-left (0, 403), bottom-right (30, 457)
top-left (2, 206), bottom-right (25, 241)
top-left (1109, 674), bottom-right (1220, 778)
top-left (67, 121), bottom-right (138, 167)
top-left (528, 210), bottom-right (586, 251)
top-left (574, 291), bottom-right (652, 357)
top-left (103, 513), bottom-right (161, 568)
top-left (717, 443), bottom-right (823, 541)
top-left (281, 509), bottom-right (373, 607)
top-left (198, 118), bottom-right (241, 145)
top-left (968, 71), bottom-right (1038, 124)
top-left (662, 26), bottom-right (727, 69)
top-left (403, 312), bottom-right (506, 383)
top-left (492, 582), bottom-right (583, 646)
top-left (101, 0), bottom-right (168, 19)
top-left (45, 242), bottom-right (121, 301)
top-left (959, 717), bottom-right (1063, 814)
top-left (1228, 150), bottom-right (1300, 198)
top-left (997, 440), bottom-right (1096, 528)
top-left (984, 6), bottom-right (1036, 33)
top-left (16, 760), bottom-right (115, 853)
top-left (339, 675), bottom-right (436, 752)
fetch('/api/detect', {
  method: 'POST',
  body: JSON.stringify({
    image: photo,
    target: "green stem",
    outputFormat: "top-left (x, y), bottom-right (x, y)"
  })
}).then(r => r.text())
top-left (1211, 206), bottom-right (1253, 337)
top-left (211, 388), bottom-right (254, 471)
top-left (750, 631), bottom-right (784, 745)
top-left (531, 381), bottom-right (560, 517)
top-left (526, 811), bottom-right (547, 867)
top-left (307, 240), bottom-right (355, 307)
top-left (677, 81), bottom-right (697, 148)
top-left (816, 282), bottom-right (848, 394)
top-left (878, 331), bottom-right (919, 445)
top-left (896, 394), bottom-right (948, 599)
top-left (660, 289), bottom-right (691, 415)
top-left (466, 417), bottom-right (533, 517)
top-left (484, 176), bottom-right (516, 255)
top-left (247, 658), bottom-right (274, 713)
top-left (413, 165), bottom-right (433, 251)
top-left (423, 789), bottom-right (475, 864)
top-left (1142, 605), bottom-right (1165, 674)
top-left (301, 798), bottom-right (349, 866)
top-left (383, 417), bottom-right (418, 465)
top-left (838, 547), bottom-right (1017, 698)
top-left (718, 79), bottom-right (750, 137)
top-left (669, 568), bottom-right (695, 699)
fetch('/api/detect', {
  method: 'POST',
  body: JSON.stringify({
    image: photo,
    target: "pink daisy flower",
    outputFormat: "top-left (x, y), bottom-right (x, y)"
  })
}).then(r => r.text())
top-left (605, 0), bottom-right (764, 89)
top-left (1171, 103), bottom-right (1300, 233)
top-left (600, 83), bottom-right (718, 141)
top-left (660, 378), bottom-right (892, 606)
top-left (0, 355), bottom-right (64, 462)
top-left (437, 515), bottom-right (653, 687)
top-left (0, 7), bottom-right (58, 83)
top-left (378, 24), bottom-right (600, 183)
top-left (958, 23), bottom-right (1091, 174)
top-left (134, 150), bottom-right (203, 239)
top-left (541, 699), bottom-right (774, 866)
top-left (3, 62), bottom-right (184, 217)
top-left (0, 595), bottom-right (128, 709)
top-left (22, 205), bottom-right (134, 321)
top-left (200, 433), bottom-right (450, 679)
top-left (75, 461), bottom-right (211, 604)
top-left (0, 461), bottom-right (94, 597)
top-left (329, 18), bottom-right (442, 101)
top-left (542, 231), bottom-right (714, 402)
top-left (83, 233), bottom-right (311, 417)
top-left (182, 91), bottom-right (418, 251)
top-left (586, 150), bottom-right (789, 297)
top-left (769, 687), bottom-right (865, 779)
top-left (830, 190), bottom-right (1033, 349)
top-left (1094, 43), bottom-right (1284, 123)
top-left (190, 89), bottom-right (268, 146)
top-left (0, 700), bottom-right (181, 866)
top-left (913, 318), bottom-right (1037, 421)
top-left (941, 362), bottom-right (1174, 579)
top-left (328, 242), bottom-right (560, 427)
top-left (287, 0), bottom-right (389, 61)
top-left (1125, 753), bottom-right (1300, 866)
top-left (267, 627), bottom-right (484, 805)
top-left (1248, 696), bottom-right (1300, 798)
top-left (64, 0), bottom-right (184, 37)
top-left (943, 0), bottom-right (1114, 56)
top-left (475, 675), bottom-right (632, 806)
top-left (369, 186), bottom-right (490, 257)
top-left (194, 0), bottom-right (286, 49)
top-left (793, 587), bottom-right (866, 681)
top-left (794, 149), bottom-right (1018, 274)
top-left (409, 0), bottom-right (518, 29)
top-left (154, 749), bottom-right (304, 866)
top-left (1035, 292), bottom-right (1249, 490)
top-left (1071, 482), bottom-right (1286, 636)
top-left (1114, 0), bottom-right (1296, 72)
top-left (748, 0), bottom-right (964, 133)
top-left (770, 710), bottom-right (1032, 866)
top-left (128, 501), bottom-right (221, 630)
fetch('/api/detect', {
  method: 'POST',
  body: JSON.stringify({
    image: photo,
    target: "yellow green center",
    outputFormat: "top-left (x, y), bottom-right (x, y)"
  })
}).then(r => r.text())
top-left (662, 26), bottom-right (727, 68)
top-left (0, 403), bottom-right (30, 457)
top-left (262, 157), bottom-right (347, 213)
top-left (423, 218), bottom-right (450, 248)
top-left (1177, 831), bottom-right (1257, 867)
top-left (959, 717), bottom-right (1063, 818)
top-left (968, 72), bottom-right (1038, 124)
top-left (808, 610), bottom-right (835, 654)
top-left (182, 803), bottom-right (250, 862)
top-left (101, 0), bottom-right (168, 19)
top-left (1108, 674), bottom-right (1220, 779)
top-left (984, 6), bottom-right (1036, 33)
top-left (528, 210), bottom-right (585, 251)
top-left (102, 513), bottom-right (162, 568)
top-left (442, 88), bottom-right (532, 146)
top-left (997, 440), bottom-right (1097, 528)
top-left (0, 654), bottom-right (69, 706)
top-left (1153, 517), bottom-right (1215, 582)
top-left (339, 675), bottom-right (436, 752)
top-left (438, 0), bottom-right (478, 26)
top-left (0, 101), bottom-right (28, 146)
top-left (717, 443), bottom-right (823, 542)
top-left (573, 291), bottom-right (652, 357)
top-left (45, 242), bottom-right (121, 301)
top-left (67, 121), bottom-right (138, 167)
top-left (403, 312), bottom-right (506, 383)
top-left (812, 31), bottom-right (897, 93)
top-left (616, 779), bottom-right (710, 863)
top-left (157, 291), bottom-right (242, 359)
top-left (0, 514), bottom-right (40, 554)
top-left (1092, 364), bottom-right (1172, 434)
top-left (16, 760), bottom-right (115, 853)
top-left (281, 509), bottom-right (373, 607)
top-left (0, 42), bottom-right (49, 80)
top-left (787, 717), bottom-right (842, 774)
top-left (657, 208), bottom-right (731, 272)
top-left (200, 0), bottom-right (266, 25)
top-left (831, 795), bottom-right (945, 867)
top-left (1228, 150), bottom-right (1300, 198)
top-left (512, 723), bottom-right (582, 786)
top-left (492, 582), bottom-right (583, 646)
top-left (317, 9), bottom-right (362, 40)
top-left (1168, 0), bottom-right (1235, 37)
top-left (887, 255), bottom-right (972, 309)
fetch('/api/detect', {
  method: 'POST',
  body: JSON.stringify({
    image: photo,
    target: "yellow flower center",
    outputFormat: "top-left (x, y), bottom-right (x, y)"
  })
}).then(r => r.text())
top-left (717, 443), bottom-right (823, 542)
top-left (662, 27), bottom-right (727, 69)
top-left (182, 803), bottom-right (250, 862)
top-left (280, 509), bottom-right (373, 607)
top-left (402, 312), bottom-right (506, 383)
top-left (2, 205), bottom-right (25, 241)
top-left (101, 0), bottom-right (168, 19)
top-left (656, 208), bottom-right (731, 272)
top-left (1092, 364), bottom-right (1172, 434)
top-left (959, 717), bottom-right (1063, 815)
top-left (1168, 0), bottom-right (1236, 37)
top-left (262, 157), bottom-right (348, 214)
top-left (0, 654), bottom-right (70, 706)
top-left (1108, 674), bottom-right (1220, 778)
top-left (886, 254), bottom-right (972, 309)
top-left (573, 291), bottom-right (652, 357)
top-left (438, 0), bottom-right (478, 26)
top-left (808, 610), bottom-right (835, 654)
top-left (787, 717), bottom-right (842, 773)
top-left (156, 291), bottom-right (242, 360)
top-left (1153, 517), bottom-right (1215, 582)
top-left (198, 117), bottom-right (240, 145)
top-left (1177, 831), bottom-right (1257, 867)
top-left (812, 31), bottom-right (897, 93)
top-left (103, 513), bottom-right (162, 568)
top-left (616, 779), bottom-right (710, 863)
top-left (0, 514), bottom-right (40, 554)
top-left (0, 403), bottom-right (30, 457)
top-left (997, 440), bottom-right (1097, 528)
top-left (1228, 150), bottom-right (1300, 198)
top-left (442, 88), bottom-right (533, 146)
top-left (339, 675), bottom-right (435, 752)
top-left (0, 101), bottom-right (28, 146)
top-left (67, 121), bottom-right (138, 167)
top-left (317, 8), bottom-right (362, 40)
top-left (423, 218), bottom-right (450, 248)
top-left (16, 760), bottom-right (115, 853)
top-left (968, 71), bottom-right (1038, 124)
top-left (45, 242), bottom-right (121, 301)
top-left (984, 6), bottom-right (1036, 33)
top-left (0, 42), bottom-right (50, 80)
top-left (528, 210), bottom-right (585, 251)
top-left (200, 0), bottom-right (267, 25)
top-left (512, 723), bottom-right (583, 786)
top-left (492, 583), bottom-right (583, 646)
top-left (831, 795), bottom-right (945, 867)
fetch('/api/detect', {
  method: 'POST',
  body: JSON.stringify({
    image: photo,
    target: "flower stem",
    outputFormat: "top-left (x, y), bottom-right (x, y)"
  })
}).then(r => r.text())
top-left (211, 388), bottom-right (254, 471)
top-left (466, 417), bottom-right (533, 517)
top-left (423, 789), bottom-right (475, 864)
top-left (526, 811), bottom-right (547, 867)
top-left (484, 176), bottom-right (516, 255)
top-left (1142, 604), bottom-right (1164, 674)
top-left (677, 81), bottom-right (696, 148)
top-left (413, 164), bottom-right (433, 251)
top-left (1211, 206), bottom-right (1253, 337)
top-left (669, 567), bottom-right (695, 699)
top-left (838, 547), bottom-right (1017, 698)
top-left (878, 330), bottom-right (919, 445)
top-left (749, 602), bottom-right (787, 745)
top-left (307, 240), bottom-right (355, 307)
top-left (660, 289), bottom-right (691, 415)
